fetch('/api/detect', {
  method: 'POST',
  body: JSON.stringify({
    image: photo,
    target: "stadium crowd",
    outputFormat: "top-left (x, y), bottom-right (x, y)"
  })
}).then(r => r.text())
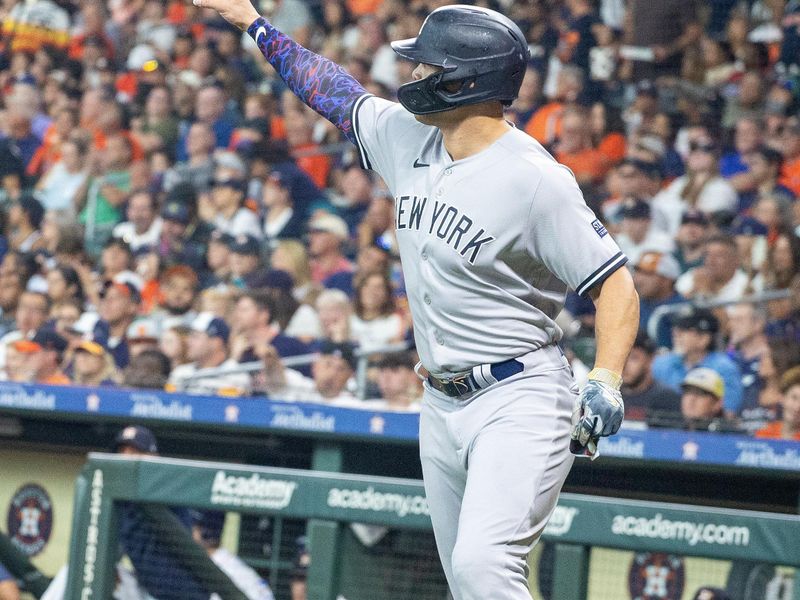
top-left (0, 0), bottom-right (799, 439)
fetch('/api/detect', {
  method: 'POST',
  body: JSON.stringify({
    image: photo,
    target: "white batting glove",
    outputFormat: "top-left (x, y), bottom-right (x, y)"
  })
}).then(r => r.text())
top-left (570, 368), bottom-right (624, 460)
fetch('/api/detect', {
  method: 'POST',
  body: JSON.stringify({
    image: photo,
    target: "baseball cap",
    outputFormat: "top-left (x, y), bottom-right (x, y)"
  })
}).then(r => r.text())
top-left (127, 318), bottom-right (160, 342)
top-left (730, 216), bottom-right (768, 237)
top-left (214, 151), bottom-right (247, 177)
top-left (75, 334), bottom-right (109, 357)
top-left (189, 510), bottom-right (225, 545)
top-left (68, 312), bottom-right (110, 346)
top-left (228, 234), bottom-right (261, 255)
top-left (681, 209), bottom-right (709, 226)
top-left (209, 229), bottom-right (235, 246)
top-left (682, 367), bottom-right (725, 399)
top-left (191, 312), bottom-right (230, 343)
top-left (30, 329), bottom-right (68, 354)
top-left (673, 308), bottom-right (719, 334)
top-left (634, 251), bottom-right (681, 280)
top-left (619, 158), bottom-right (662, 180)
top-left (318, 340), bottom-right (357, 371)
top-left (161, 200), bottom-right (191, 225)
top-left (101, 280), bottom-right (142, 304)
top-left (126, 44), bottom-right (159, 72)
top-left (620, 198), bottom-right (651, 220)
top-left (114, 425), bottom-right (158, 454)
top-left (309, 213), bottom-right (349, 240)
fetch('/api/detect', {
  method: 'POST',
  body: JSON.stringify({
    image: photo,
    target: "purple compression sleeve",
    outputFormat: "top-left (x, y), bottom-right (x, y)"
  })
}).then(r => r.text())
top-left (247, 17), bottom-right (368, 144)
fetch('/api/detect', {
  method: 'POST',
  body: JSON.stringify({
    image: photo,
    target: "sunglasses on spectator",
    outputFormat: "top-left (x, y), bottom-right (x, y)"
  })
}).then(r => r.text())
top-left (689, 141), bottom-right (716, 153)
top-left (212, 178), bottom-right (244, 189)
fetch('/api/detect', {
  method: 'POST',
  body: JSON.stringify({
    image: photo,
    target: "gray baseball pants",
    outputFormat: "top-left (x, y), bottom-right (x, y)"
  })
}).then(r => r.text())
top-left (419, 344), bottom-right (576, 599)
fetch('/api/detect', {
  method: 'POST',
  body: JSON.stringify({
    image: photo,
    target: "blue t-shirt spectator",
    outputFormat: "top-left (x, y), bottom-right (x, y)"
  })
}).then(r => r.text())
top-left (652, 351), bottom-right (744, 415)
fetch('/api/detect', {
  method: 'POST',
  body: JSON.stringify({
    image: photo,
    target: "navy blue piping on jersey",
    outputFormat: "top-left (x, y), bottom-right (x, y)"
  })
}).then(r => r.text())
top-left (575, 251), bottom-right (628, 298)
top-left (350, 94), bottom-right (374, 171)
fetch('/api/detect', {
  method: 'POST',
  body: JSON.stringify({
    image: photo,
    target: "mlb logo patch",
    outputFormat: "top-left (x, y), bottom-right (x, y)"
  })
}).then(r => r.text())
top-left (591, 219), bottom-right (608, 238)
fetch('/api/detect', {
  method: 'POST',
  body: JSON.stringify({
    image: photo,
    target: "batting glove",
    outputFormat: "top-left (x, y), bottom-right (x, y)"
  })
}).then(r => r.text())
top-left (570, 368), bottom-right (624, 460)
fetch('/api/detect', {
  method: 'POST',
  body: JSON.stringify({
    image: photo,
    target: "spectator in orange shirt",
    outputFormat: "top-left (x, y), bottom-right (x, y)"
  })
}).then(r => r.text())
top-left (554, 107), bottom-right (606, 186)
top-left (284, 110), bottom-right (331, 189)
top-left (68, 3), bottom-right (115, 62)
top-left (11, 329), bottom-right (71, 385)
top-left (779, 117), bottom-right (800, 198)
top-left (590, 102), bottom-right (626, 168)
top-left (756, 366), bottom-right (800, 441)
top-left (525, 65), bottom-right (584, 145)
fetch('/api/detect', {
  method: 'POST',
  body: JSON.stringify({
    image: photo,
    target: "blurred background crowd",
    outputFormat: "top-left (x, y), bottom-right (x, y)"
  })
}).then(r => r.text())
top-left (0, 0), bottom-right (799, 439)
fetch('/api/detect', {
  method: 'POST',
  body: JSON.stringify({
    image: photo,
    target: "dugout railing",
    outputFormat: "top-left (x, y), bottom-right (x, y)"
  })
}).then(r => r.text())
top-left (64, 454), bottom-right (800, 600)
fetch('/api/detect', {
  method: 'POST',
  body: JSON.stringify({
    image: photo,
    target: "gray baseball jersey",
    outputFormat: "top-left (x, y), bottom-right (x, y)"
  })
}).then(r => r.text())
top-left (351, 95), bottom-right (626, 376)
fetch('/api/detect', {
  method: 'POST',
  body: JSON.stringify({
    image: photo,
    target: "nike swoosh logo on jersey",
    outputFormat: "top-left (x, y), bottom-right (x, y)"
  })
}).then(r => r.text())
top-left (413, 159), bottom-right (430, 168)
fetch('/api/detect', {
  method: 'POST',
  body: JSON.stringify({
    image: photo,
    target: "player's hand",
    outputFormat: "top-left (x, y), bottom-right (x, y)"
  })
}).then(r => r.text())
top-left (570, 373), bottom-right (624, 459)
top-left (190, 0), bottom-right (260, 31)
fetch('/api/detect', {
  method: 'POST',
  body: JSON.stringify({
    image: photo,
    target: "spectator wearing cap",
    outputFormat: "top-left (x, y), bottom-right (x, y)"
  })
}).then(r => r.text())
top-left (680, 367), bottom-right (728, 431)
top-left (257, 339), bottom-right (358, 404)
top-left (126, 318), bottom-right (161, 358)
top-left (756, 366), bottom-right (800, 441)
top-left (652, 308), bottom-right (744, 415)
top-left (230, 290), bottom-right (310, 365)
top-left (307, 213), bottom-right (354, 286)
top-left (730, 216), bottom-right (769, 278)
top-left (374, 352), bottom-right (422, 411)
top-left (167, 312), bottom-right (250, 396)
top-left (260, 166), bottom-right (307, 251)
top-left (72, 333), bottom-right (119, 387)
top-left (112, 189), bottom-right (163, 252)
top-left (676, 234), bottom-right (750, 303)
top-left (672, 210), bottom-right (709, 273)
top-left (158, 183), bottom-right (211, 272)
top-left (163, 123), bottom-right (216, 193)
top-left (208, 152), bottom-right (262, 240)
top-left (190, 510), bottom-right (276, 600)
top-left (8, 193), bottom-right (45, 253)
top-left (603, 158), bottom-right (663, 224)
top-left (228, 234), bottom-right (263, 288)
top-left (779, 117), bottom-right (800, 198)
top-left (621, 333), bottom-right (681, 423)
top-left (615, 198), bottom-right (674, 265)
top-left (98, 280), bottom-right (141, 368)
top-left (740, 145), bottom-right (794, 212)
top-left (651, 136), bottom-right (738, 237)
top-left (10, 329), bottom-right (70, 385)
top-left (632, 251), bottom-right (684, 348)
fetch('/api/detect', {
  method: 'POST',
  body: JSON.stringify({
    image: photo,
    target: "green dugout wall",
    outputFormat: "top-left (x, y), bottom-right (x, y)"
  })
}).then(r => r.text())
top-left (65, 454), bottom-right (800, 600)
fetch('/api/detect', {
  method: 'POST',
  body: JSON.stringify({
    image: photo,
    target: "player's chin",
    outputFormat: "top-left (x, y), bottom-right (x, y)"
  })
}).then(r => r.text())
top-left (413, 113), bottom-right (436, 126)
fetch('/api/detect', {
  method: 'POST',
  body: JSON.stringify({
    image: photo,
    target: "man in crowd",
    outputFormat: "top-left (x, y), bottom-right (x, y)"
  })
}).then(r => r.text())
top-left (653, 309), bottom-right (744, 416)
top-left (228, 234), bottom-right (263, 288)
top-left (99, 280), bottom-right (141, 369)
top-left (167, 312), bottom-right (250, 396)
top-left (11, 329), bottom-right (70, 385)
top-left (112, 189), bottom-right (163, 251)
top-left (307, 213), bottom-right (353, 286)
top-left (672, 210), bottom-right (709, 273)
top-left (676, 234), bottom-right (749, 303)
top-left (230, 290), bottom-right (308, 363)
top-left (616, 198), bottom-right (675, 267)
top-left (621, 333), bottom-right (681, 424)
top-left (726, 303), bottom-right (771, 423)
top-left (680, 368), bottom-right (727, 431)
top-left (632, 250), bottom-right (683, 348)
top-left (209, 152), bottom-right (262, 239)
top-left (374, 352), bottom-right (423, 411)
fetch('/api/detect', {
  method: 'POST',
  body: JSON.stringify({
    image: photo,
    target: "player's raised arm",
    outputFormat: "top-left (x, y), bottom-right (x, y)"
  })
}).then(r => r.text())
top-left (191, 0), bottom-right (367, 144)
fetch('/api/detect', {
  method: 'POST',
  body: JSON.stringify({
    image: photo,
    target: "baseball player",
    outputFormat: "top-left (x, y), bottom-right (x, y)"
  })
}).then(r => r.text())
top-left (192, 2), bottom-right (639, 598)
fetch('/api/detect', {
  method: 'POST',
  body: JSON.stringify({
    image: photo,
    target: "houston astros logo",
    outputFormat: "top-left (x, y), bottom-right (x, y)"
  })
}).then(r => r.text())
top-left (6, 483), bottom-right (54, 556)
top-left (628, 552), bottom-right (685, 600)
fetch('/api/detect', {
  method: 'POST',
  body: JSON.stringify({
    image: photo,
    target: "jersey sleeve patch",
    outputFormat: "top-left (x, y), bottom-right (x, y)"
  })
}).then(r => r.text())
top-left (576, 251), bottom-right (627, 297)
top-left (591, 219), bottom-right (608, 238)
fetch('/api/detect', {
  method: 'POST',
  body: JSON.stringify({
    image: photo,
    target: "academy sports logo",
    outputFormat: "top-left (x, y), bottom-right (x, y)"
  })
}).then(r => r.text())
top-left (543, 505), bottom-right (578, 536)
top-left (327, 486), bottom-right (429, 518)
top-left (611, 513), bottom-right (750, 547)
top-left (6, 483), bottom-right (53, 556)
top-left (210, 471), bottom-right (297, 510)
top-left (628, 552), bottom-right (685, 600)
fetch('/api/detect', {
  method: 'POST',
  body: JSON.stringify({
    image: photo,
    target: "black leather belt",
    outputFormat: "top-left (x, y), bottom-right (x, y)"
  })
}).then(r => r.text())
top-left (427, 357), bottom-right (525, 398)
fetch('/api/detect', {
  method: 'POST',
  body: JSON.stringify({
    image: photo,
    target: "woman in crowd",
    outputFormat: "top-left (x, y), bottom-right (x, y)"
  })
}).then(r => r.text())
top-left (34, 136), bottom-right (89, 216)
top-left (71, 339), bottom-right (119, 387)
top-left (349, 271), bottom-right (404, 353)
top-left (270, 239), bottom-right (319, 305)
top-left (756, 366), bottom-right (800, 441)
top-left (46, 264), bottom-right (86, 307)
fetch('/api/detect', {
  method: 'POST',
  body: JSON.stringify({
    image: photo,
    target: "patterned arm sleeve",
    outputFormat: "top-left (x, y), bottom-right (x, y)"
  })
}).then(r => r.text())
top-left (247, 17), bottom-right (368, 145)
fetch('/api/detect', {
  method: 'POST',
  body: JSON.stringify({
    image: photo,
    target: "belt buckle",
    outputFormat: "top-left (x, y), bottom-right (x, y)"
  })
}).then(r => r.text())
top-left (442, 372), bottom-right (473, 397)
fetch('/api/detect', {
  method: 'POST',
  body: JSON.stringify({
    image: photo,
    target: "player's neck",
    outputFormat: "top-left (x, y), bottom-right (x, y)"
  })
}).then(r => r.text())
top-left (439, 115), bottom-right (511, 161)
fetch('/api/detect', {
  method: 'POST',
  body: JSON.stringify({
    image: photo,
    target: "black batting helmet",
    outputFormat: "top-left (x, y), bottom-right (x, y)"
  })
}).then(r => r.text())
top-left (391, 4), bottom-right (530, 115)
